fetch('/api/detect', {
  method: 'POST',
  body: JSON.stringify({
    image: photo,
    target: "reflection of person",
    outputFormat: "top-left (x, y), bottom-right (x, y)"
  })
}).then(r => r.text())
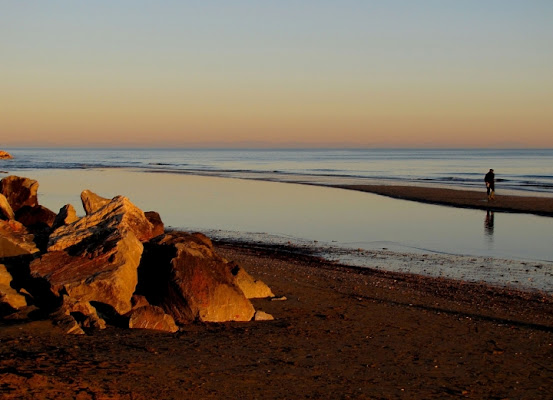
top-left (484, 210), bottom-right (494, 236)
top-left (484, 169), bottom-right (495, 201)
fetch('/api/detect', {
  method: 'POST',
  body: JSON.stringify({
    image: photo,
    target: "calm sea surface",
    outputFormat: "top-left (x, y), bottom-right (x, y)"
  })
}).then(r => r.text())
top-left (4, 148), bottom-right (553, 195)
top-left (1, 148), bottom-right (552, 292)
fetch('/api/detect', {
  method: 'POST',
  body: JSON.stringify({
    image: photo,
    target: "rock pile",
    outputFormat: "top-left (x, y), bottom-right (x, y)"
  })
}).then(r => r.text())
top-left (0, 175), bottom-right (274, 334)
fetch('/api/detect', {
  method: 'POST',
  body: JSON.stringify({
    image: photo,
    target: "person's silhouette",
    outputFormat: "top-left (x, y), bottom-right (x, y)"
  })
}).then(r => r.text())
top-left (484, 169), bottom-right (495, 201)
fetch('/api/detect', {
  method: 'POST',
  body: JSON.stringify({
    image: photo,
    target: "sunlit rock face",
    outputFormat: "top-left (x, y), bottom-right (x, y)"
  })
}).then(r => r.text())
top-left (80, 190), bottom-right (111, 215)
top-left (0, 194), bottom-right (15, 221)
top-left (48, 195), bottom-right (154, 252)
top-left (128, 305), bottom-right (178, 333)
top-left (0, 219), bottom-right (39, 258)
top-left (51, 204), bottom-right (79, 231)
top-left (0, 263), bottom-right (27, 313)
top-left (137, 232), bottom-right (255, 324)
top-left (229, 263), bottom-right (274, 299)
top-left (31, 229), bottom-right (143, 315)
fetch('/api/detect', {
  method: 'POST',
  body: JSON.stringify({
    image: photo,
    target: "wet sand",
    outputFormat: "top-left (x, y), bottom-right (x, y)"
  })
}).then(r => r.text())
top-left (334, 184), bottom-right (553, 216)
top-left (1, 242), bottom-right (552, 399)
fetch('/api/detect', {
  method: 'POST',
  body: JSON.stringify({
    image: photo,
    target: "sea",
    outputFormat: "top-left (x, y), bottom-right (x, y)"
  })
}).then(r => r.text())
top-left (3, 148), bottom-right (553, 195)
top-left (2, 148), bottom-right (553, 293)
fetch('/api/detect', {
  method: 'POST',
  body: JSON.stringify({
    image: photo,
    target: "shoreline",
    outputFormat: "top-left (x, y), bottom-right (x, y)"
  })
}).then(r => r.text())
top-left (141, 167), bottom-right (553, 216)
top-left (214, 238), bottom-right (553, 299)
top-left (4, 165), bottom-right (553, 216)
top-left (332, 184), bottom-right (553, 217)
top-left (211, 236), bottom-right (553, 295)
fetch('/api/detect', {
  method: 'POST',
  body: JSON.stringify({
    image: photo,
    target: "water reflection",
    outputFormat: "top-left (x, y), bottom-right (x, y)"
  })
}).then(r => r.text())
top-left (484, 210), bottom-right (495, 241)
top-left (25, 168), bottom-right (553, 262)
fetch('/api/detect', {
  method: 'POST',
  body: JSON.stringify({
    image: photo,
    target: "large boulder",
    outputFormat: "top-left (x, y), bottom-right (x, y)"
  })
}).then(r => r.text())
top-left (51, 204), bottom-right (79, 231)
top-left (0, 263), bottom-right (27, 314)
top-left (0, 194), bottom-right (15, 220)
top-left (188, 232), bottom-right (274, 299)
top-left (81, 190), bottom-right (110, 215)
top-left (137, 232), bottom-right (255, 324)
top-left (128, 305), bottom-right (178, 333)
top-left (15, 205), bottom-right (57, 230)
top-left (0, 176), bottom-right (39, 212)
top-left (30, 229), bottom-right (143, 315)
top-left (48, 195), bottom-right (154, 252)
top-left (0, 220), bottom-right (39, 258)
top-left (0, 151), bottom-right (13, 160)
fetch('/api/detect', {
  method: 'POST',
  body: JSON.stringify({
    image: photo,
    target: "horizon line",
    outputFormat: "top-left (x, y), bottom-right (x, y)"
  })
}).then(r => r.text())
top-left (4, 145), bottom-right (552, 151)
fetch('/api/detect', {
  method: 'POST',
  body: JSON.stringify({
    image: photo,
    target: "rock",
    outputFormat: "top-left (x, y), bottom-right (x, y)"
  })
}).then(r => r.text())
top-left (0, 193), bottom-right (15, 220)
top-left (58, 297), bottom-right (106, 330)
top-left (81, 190), bottom-right (111, 215)
top-left (128, 305), bottom-right (178, 333)
top-left (0, 176), bottom-right (39, 212)
top-left (14, 205), bottom-right (56, 252)
top-left (254, 310), bottom-right (274, 321)
top-left (51, 310), bottom-right (86, 335)
top-left (0, 151), bottom-right (13, 159)
top-left (145, 211), bottom-right (164, 237)
top-left (137, 232), bottom-right (255, 324)
top-left (230, 263), bottom-right (274, 299)
top-left (51, 204), bottom-right (79, 230)
top-left (0, 219), bottom-right (39, 258)
top-left (191, 232), bottom-right (214, 248)
top-left (0, 263), bottom-right (27, 314)
top-left (30, 229), bottom-right (143, 315)
top-left (48, 195), bottom-right (154, 252)
top-left (131, 294), bottom-right (150, 310)
top-left (1, 304), bottom-right (39, 321)
top-left (15, 205), bottom-right (57, 230)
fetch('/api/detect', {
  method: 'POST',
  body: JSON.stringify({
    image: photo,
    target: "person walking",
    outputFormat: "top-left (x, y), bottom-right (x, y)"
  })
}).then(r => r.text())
top-left (484, 168), bottom-right (495, 201)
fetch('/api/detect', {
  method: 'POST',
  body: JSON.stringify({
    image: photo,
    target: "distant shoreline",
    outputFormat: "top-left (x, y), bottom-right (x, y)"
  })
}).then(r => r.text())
top-left (2, 162), bottom-right (552, 217)
top-left (331, 184), bottom-right (553, 217)
top-left (155, 169), bottom-right (553, 217)
top-left (3, 148), bottom-right (553, 198)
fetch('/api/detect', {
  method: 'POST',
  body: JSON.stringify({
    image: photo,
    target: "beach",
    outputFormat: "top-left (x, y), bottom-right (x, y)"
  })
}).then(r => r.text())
top-left (1, 238), bottom-right (552, 399)
top-left (1, 168), bottom-right (553, 398)
top-left (3, 0), bottom-right (553, 396)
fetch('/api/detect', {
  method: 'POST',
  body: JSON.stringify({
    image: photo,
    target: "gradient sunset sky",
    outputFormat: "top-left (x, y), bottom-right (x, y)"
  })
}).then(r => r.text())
top-left (2, 1), bottom-right (552, 148)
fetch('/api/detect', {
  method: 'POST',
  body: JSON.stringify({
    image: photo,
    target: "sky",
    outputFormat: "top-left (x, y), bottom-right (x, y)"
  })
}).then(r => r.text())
top-left (1, 1), bottom-right (552, 148)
